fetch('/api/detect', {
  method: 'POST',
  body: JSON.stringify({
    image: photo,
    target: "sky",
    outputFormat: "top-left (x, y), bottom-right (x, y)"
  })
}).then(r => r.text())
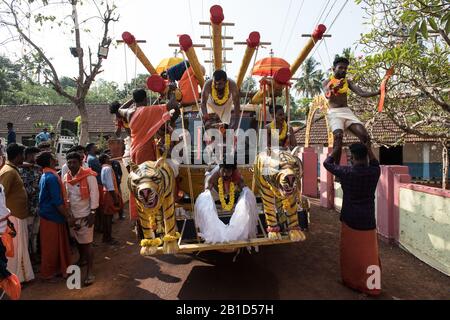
top-left (0, 0), bottom-right (370, 87)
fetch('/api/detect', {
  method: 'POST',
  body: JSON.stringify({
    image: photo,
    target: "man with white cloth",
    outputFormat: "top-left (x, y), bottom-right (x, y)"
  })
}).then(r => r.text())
top-left (194, 161), bottom-right (258, 243)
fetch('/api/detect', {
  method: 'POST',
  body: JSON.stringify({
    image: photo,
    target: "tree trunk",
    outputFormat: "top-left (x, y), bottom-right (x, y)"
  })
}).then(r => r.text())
top-left (78, 102), bottom-right (89, 145)
top-left (441, 139), bottom-right (448, 190)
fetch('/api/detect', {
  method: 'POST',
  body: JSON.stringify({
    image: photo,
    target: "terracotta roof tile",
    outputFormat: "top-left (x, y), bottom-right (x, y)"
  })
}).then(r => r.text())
top-left (295, 116), bottom-right (438, 146)
top-left (0, 104), bottom-right (115, 135)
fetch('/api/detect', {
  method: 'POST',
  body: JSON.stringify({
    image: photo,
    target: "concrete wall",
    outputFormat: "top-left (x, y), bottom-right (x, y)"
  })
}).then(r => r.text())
top-left (399, 185), bottom-right (450, 276)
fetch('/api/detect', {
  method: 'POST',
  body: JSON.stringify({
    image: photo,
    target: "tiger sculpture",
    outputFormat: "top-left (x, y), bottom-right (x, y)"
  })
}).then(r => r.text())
top-left (254, 148), bottom-right (306, 242)
top-left (128, 158), bottom-right (179, 255)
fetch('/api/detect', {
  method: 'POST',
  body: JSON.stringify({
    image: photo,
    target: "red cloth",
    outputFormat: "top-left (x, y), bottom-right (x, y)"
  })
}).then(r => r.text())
top-left (130, 105), bottom-right (171, 165)
top-left (39, 217), bottom-right (71, 279)
top-left (340, 222), bottom-right (381, 296)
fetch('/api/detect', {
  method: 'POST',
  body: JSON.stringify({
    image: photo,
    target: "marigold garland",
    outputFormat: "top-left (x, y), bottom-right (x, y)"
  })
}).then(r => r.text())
top-left (270, 120), bottom-right (288, 141)
top-left (328, 75), bottom-right (349, 95)
top-left (211, 80), bottom-right (230, 106)
top-left (218, 177), bottom-right (235, 211)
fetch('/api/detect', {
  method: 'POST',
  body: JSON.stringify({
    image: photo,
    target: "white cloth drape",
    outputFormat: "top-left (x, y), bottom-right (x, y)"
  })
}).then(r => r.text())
top-left (194, 187), bottom-right (258, 243)
top-left (7, 216), bottom-right (35, 283)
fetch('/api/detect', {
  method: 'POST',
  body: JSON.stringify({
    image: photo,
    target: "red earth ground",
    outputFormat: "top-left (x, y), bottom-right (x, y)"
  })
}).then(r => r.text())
top-left (18, 198), bottom-right (450, 300)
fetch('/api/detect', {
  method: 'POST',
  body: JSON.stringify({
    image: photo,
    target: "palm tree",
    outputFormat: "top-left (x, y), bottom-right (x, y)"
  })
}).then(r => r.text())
top-left (294, 57), bottom-right (325, 98)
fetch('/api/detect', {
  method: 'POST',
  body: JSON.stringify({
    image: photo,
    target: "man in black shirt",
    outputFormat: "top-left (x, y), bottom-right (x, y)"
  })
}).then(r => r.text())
top-left (323, 142), bottom-right (381, 296)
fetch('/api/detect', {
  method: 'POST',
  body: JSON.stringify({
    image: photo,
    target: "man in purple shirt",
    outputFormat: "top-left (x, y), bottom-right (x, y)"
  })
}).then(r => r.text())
top-left (323, 142), bottom-right (382, 296)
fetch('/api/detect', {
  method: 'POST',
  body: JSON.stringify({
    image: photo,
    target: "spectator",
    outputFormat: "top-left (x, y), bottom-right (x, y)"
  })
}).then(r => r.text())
top-left (0, 143), bottom-right (34, 283)
top-left (37, 141), bottom-right (52, 153)
top-left (63, 152), bottom-right (98, 286)
top-left (99, 153), bottom-right (122, 245)
top-left (86, 143), bottom-right (103, 232)
top-left (35, 128), bottom-right (51, 146)
top-left (7, 123), bottom-right (16, 145)
top-left (19, 146), bottom-right (42, 264)
top-left (61, 145), bottom-right (88, 178)
top-left (0, 183), bottom-right (21, 300)
top-left (105, 149), bottom-right (124, 220)
top-left (36, 151), bottom-right (72, 281)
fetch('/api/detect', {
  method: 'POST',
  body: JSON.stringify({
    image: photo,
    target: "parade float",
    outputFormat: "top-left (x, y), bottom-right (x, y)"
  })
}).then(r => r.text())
top-left (120, 5), bottom-right (327, 255)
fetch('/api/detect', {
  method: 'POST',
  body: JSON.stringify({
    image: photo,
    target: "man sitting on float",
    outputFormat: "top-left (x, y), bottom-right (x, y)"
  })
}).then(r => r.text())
top-left (194, 153), bottom-right (258, 243)
top-left (200, 69), bottom-right (241, 131)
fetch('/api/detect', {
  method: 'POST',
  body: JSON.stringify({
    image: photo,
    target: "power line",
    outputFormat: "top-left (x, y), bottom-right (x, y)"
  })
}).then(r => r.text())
top-left (322, 0), bottom-right (338, 25)
top-left (282, 0), bottom-right (305, 57)
top-left (310, 0), bottom-right (349, 63)
top-left (313, 0), bottom-right (331, 29)
top-left (278, 0), bottom-right (293, 49)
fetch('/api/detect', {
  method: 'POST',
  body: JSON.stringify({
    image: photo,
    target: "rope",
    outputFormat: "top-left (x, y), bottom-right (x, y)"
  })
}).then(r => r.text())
top-left (123, 45), bottom-right (129, 96)
top-left (322, 0), bottom-right (339, 24)
top-left (313, 0), bottom-right (331, 30)
top-left (133, 44), bottom-right (138, 88)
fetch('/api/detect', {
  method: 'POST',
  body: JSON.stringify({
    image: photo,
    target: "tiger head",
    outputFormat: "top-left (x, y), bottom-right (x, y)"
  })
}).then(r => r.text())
top-left (128, 161), bottom-right (165, 210)
top-left (260, 150), bottom-right (302, 198)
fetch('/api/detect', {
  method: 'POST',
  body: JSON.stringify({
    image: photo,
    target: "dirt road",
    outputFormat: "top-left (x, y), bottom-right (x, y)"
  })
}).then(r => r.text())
top-left (20, 199), bottom-right (450, 300)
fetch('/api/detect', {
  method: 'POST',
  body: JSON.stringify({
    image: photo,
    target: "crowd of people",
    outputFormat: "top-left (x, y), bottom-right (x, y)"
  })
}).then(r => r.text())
top-left (0, 138), bottom-right (124, 298)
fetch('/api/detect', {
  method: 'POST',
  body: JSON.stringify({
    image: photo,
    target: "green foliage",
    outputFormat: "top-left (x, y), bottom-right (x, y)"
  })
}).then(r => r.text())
top-left (0, 56), bottom-right (22, 104)
top-left (353, 0), bottom-right (449, 144)
top-left (294, 57), bottom-right (325, 98)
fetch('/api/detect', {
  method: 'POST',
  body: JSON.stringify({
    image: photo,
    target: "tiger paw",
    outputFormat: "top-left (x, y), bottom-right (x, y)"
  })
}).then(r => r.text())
top-left (140, 238), bottom-right (163, 256)
top-left (289, 229), bottom-right (306, 242)
top-left (268, 232), bottom-right (282, 240)
top-left (163, 240), bottom-right (179, 254)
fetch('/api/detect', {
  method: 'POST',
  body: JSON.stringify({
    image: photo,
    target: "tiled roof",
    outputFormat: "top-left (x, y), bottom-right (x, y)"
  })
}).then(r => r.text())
top-left (295, 116), bottom-right (439, 146)
top-left (0, 104), bottom-right (115, 135)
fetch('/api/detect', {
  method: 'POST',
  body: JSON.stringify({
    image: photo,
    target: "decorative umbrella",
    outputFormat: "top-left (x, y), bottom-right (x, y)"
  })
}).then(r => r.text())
top-left (156, 57), bottom-right (183, 74)
top-left (252, 56), bottom-right (290, 77)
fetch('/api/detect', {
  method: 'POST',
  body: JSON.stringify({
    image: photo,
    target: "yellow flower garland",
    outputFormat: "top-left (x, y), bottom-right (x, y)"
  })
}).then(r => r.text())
top-left (329, 75), bottom-right (349, 94)
top-left (218, 177), bottom-right (235, 211)
top-left (211, 81), bottom-right (230, 106)
top-left (270, 120), bottom-right (288, 141)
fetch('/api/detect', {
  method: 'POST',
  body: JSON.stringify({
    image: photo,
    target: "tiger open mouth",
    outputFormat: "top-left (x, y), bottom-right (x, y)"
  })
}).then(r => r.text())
top-left (139, 188), bottom-right (159, 209)
top-left (280, 174), bottom-right (296, 196)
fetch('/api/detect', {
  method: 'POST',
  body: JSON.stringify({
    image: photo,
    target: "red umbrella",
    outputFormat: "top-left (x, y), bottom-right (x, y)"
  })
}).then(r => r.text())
top-left (252, 56), bottom-right (290, 77)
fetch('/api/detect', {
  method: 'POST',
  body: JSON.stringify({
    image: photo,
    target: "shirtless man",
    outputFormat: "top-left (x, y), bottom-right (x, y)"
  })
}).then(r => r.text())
top-left (201, 69), bottom-right (240, 131)
top-left (323, 57), bottom-right (380, 164)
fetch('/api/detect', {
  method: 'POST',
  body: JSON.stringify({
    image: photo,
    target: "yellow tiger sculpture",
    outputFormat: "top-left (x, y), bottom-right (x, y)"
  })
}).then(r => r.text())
top-left (254, 149), bottom-right (306, 242)
top-left (128, 159), bottom-right (179, 255)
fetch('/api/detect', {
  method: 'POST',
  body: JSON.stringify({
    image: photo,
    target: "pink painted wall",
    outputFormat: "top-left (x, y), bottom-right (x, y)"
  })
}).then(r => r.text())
top-left (302, 147), bottom-right (318, 198)
top-left (319, 147), bottom-right (334, 208)
top-left (376, 165), bottom-right (410, 242)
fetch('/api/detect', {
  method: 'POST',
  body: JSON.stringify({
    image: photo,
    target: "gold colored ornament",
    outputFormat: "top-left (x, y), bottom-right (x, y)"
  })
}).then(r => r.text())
top-left (211, 81), bottom-right (230, 106)
top-left (270, 120), bottom-right (288, 141)
top-left (218, 177), bottom-right (235, 211)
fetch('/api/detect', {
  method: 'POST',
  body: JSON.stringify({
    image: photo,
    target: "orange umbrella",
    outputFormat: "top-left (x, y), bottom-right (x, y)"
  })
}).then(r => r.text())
top-left (252, 57), bottom-right (290, 77)
top-left (156, 57), bottom-right (183, 74)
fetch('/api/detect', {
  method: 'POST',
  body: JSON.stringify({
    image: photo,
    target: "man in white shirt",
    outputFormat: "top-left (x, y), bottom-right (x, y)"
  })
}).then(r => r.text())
top-left (60, 145), bottom-right (88, 178)
top-left (63, 152), bottom-right (99, 286)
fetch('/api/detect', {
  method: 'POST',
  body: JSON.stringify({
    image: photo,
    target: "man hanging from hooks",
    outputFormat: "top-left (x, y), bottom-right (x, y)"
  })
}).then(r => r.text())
top-left (323, 56), bottom-right (380, 164)
top-left (201, 69), bottom-right (241, 131)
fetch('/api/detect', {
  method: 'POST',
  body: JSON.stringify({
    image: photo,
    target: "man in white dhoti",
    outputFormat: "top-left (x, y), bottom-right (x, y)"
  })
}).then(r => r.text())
top-left (194, 161), bottom-right (258, 243)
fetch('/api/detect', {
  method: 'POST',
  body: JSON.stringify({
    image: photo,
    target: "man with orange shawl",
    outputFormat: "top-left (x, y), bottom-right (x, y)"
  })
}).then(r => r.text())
top-left (118, 89), bottom-right (179, 220)
top-left (64, 151), bottom-right (99, 286)
top-left (37, 151), bottom-right (72, 281)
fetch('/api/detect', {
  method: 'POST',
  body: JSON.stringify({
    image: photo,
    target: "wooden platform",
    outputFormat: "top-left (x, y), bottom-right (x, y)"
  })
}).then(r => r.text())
top-left (154, 236), bottom-right (298, 255)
